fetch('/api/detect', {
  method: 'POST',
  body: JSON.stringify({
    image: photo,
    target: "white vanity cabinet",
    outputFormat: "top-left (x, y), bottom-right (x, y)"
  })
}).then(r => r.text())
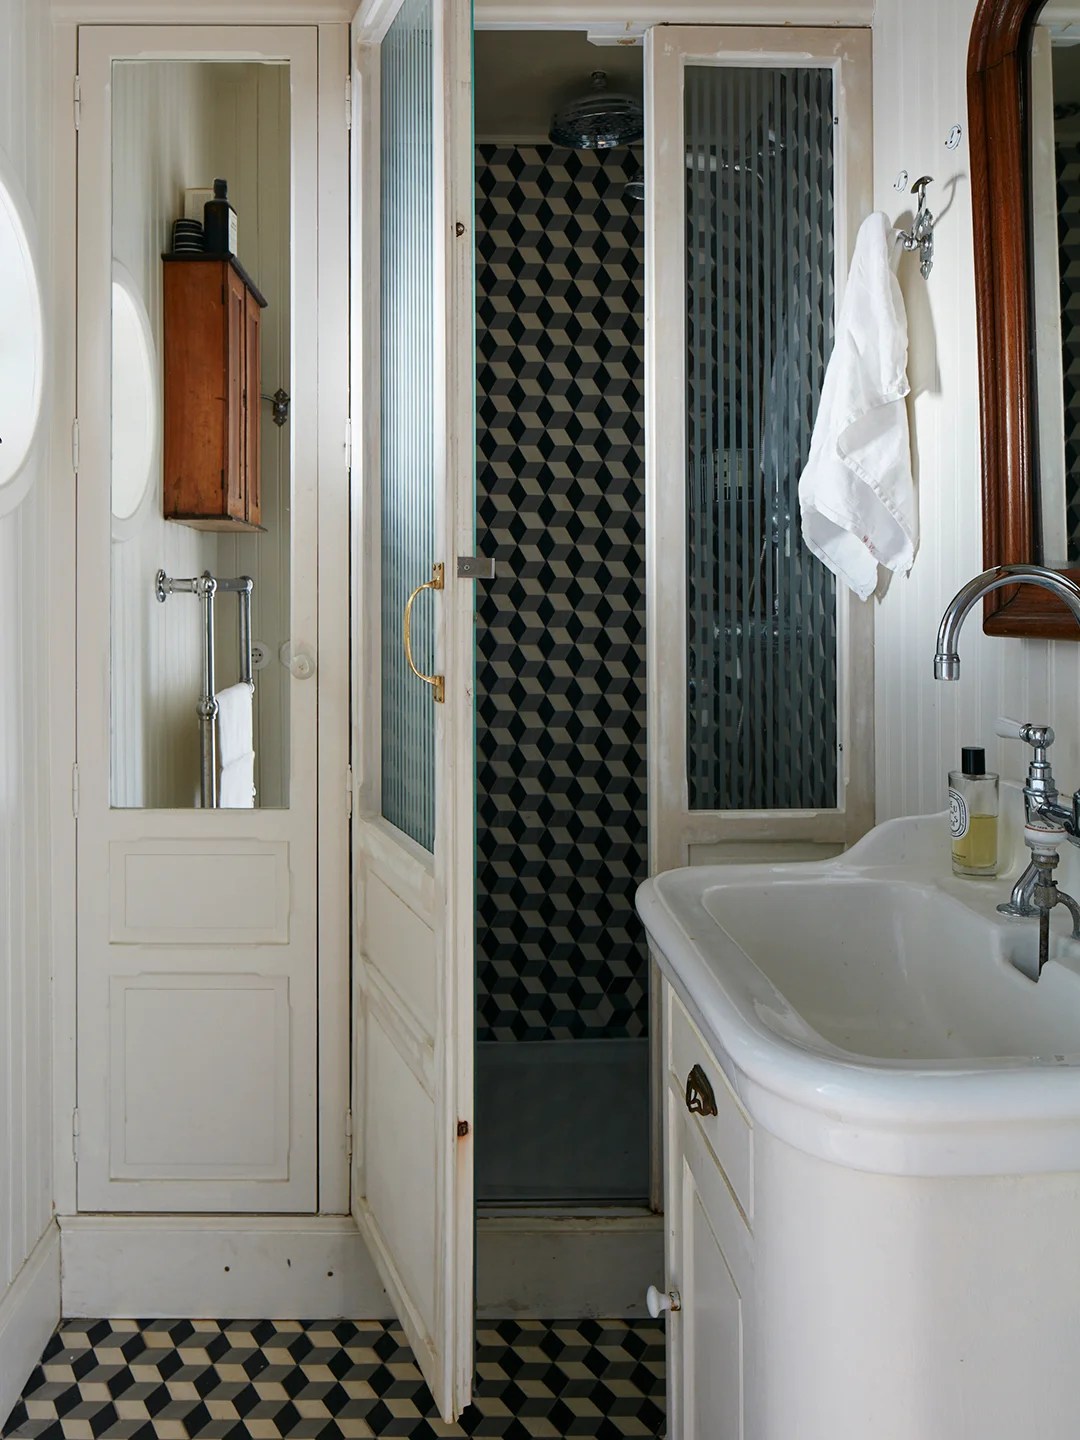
top-left (662, 981), bottom-right (754, 1440)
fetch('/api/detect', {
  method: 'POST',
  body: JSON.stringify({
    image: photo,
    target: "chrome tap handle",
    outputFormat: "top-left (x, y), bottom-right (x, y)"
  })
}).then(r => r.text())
top-left (996, 717), bottom-right (1060, 823)
top-left (995, 717), bottom-right (1055, 754)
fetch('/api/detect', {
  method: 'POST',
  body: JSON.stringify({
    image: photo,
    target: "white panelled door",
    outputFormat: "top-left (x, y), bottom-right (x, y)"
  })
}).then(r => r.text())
top-left (350, 0), bottom-right (475, 1423)
top-left (75, 26), bottom-right (328, 1213)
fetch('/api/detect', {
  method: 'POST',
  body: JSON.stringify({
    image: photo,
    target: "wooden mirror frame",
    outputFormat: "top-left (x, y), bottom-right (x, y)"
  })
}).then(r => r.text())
top-left (969, 0), bottom-right (1080, 636)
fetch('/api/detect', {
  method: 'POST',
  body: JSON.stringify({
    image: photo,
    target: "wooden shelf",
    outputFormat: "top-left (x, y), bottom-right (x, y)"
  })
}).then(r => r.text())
top-left (162, 256), bottom-right (267, 530)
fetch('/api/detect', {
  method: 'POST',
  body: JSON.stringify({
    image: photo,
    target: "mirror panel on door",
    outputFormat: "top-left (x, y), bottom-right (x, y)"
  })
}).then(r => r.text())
top-left (109, 59), bottom-right (292, 809)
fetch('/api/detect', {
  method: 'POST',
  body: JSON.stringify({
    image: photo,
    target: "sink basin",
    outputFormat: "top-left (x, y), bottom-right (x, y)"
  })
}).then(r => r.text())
top-left (637, 811), bottom-right (1080, 1175)
top-left (701, 874), bottom-right (1080, 1063)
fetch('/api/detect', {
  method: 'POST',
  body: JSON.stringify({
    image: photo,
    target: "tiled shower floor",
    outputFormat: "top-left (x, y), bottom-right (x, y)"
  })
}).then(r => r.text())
top-left (2, 1318), bottom-right (665, 1439)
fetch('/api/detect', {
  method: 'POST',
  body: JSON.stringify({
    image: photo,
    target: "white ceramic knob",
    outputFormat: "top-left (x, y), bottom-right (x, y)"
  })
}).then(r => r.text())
top-left (646, 1284), bottom-right (681, 1318)
top-left (280, 641), bottom-right (316, 679)
top-left (996, 716), bottom-right (1026, 740)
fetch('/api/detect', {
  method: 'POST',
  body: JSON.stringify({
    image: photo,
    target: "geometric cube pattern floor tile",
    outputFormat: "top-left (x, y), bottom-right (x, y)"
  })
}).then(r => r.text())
top-left (3, 1318), bottom-right (666, 1440)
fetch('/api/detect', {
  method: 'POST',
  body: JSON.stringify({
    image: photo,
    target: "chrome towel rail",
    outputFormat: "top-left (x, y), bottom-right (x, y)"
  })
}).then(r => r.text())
top-left (155, 568), bottom-right (254, 808)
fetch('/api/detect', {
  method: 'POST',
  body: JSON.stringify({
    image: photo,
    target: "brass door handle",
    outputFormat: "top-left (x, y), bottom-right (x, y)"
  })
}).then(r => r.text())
top-left (685, 1064), bottom-right (718, 1117)
top-left (403, 563), bottom-right (445, 704)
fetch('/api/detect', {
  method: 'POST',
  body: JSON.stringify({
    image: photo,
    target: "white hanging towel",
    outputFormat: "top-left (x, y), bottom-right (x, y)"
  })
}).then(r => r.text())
top-left (216, 682), bottom-right (255, 809)
top-left (220, 753), bottom-right (255, 809)
top-left (798, 211), bottom-right (916, 601)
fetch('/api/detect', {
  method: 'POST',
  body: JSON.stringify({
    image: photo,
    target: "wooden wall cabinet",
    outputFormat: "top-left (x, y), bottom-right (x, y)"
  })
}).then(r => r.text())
top-left (162, 255), bottom-right (268, 531)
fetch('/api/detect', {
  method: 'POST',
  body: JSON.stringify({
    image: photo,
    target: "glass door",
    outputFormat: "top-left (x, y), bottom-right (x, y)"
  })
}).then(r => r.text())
top-left (350, 0), bottom-right (476, 1421)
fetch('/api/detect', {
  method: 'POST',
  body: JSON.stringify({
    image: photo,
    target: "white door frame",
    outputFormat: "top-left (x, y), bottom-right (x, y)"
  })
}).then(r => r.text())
top-left (645, 25), bottom-right (875, 876)
top-left (49, 16), bottom-right (351, 1217)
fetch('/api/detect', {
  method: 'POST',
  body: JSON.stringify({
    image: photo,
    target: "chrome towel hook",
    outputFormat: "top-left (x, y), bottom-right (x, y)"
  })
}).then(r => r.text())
top-left (898, 175), bottom-right (935, 279)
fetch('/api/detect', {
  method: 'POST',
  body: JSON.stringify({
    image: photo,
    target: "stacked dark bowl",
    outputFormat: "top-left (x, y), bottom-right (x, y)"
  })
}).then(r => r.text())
top-left (171, 218), bottom-right (204, 255)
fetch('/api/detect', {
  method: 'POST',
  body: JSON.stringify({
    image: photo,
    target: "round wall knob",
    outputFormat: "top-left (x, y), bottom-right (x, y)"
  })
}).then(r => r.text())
top-left (646, 1284), bottom-right (681, 1318)
top-left (280, 641), bottom-right (316, 679)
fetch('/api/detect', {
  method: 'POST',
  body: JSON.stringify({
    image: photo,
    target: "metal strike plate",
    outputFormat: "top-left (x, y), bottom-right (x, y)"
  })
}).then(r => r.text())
top-left (457, 555), bottom-right (496, 580)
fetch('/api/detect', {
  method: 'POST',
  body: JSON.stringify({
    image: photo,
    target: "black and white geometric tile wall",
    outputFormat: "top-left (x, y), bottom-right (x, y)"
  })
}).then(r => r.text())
top-left (475, 144), bottom-right (649, 1045)
top-left (3, 1317), bottom-right (666, 1439)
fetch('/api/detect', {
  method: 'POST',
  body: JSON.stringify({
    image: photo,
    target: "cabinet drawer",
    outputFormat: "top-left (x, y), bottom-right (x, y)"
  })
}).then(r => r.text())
top-left (668, 988), bottom-right (753, 1223)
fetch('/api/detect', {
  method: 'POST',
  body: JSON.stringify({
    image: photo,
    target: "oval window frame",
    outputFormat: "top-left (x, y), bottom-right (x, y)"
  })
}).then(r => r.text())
top-left (110, 260), bottom-right (160, 541)
top-left (0, 144), bottom-right (45, 516)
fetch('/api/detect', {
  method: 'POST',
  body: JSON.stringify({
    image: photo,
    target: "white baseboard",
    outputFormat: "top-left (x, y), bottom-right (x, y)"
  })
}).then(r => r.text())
top-left (477, 1212), bottom-right (664, 1318)
top-left (59, 1215), bottom-right (393, 1320)
top-left (59, 1211), bottom-right (664, 1320)
top-left (0, 1223), bottom-right (61, 1426)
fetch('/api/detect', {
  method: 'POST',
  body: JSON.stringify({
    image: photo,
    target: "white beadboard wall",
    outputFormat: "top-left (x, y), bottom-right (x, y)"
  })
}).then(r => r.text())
top-left (872, 0), bottom-right (1080, 819)
top-left (208, 62), bottom-right (292, 811)
top-left (0, 0), bottom-right (58, 1385)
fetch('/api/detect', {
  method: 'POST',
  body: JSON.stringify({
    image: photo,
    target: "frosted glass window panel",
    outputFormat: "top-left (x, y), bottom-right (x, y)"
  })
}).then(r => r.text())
top-left (380, 0), bottom-right (436, 851)
top-left (684, 64), bottom-right (838, 812)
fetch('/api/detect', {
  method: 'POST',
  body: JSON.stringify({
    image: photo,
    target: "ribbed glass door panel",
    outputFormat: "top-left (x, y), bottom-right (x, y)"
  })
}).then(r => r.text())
top-left (684, 65), bottom-right (837, 811)
top-left (380, 0), bottom-right (436, 850)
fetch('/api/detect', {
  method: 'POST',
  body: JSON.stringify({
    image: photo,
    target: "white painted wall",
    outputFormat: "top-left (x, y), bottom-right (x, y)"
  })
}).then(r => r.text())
top-left (0, 0), bottom-right (60, 1415)
top-left (872, 0), bottom-right (1080, 822)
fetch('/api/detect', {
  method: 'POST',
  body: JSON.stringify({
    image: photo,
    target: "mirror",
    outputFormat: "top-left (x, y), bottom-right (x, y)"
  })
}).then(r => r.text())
top-left (0, 146), bottom-right (44, 496)
top-left (970, 0), bottom-right (1080, 635)
top-left (1031, 23), bottom-right (1080, 567)
top-left (109, 59), bottom-right (292, 809)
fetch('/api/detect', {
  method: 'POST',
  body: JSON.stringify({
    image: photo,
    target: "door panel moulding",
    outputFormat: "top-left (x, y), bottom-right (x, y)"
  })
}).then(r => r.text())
top-left (58, 1215), bottom-right (662, 1321)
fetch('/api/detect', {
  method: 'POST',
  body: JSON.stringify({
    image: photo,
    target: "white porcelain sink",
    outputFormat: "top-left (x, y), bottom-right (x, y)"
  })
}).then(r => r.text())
top-left (637, 809), bottom-right (1080, 1175)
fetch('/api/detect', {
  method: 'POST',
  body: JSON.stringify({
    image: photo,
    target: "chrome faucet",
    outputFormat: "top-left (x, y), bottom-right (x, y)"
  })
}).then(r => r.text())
top-left (933, 563), bottom-right (1080, 679)
top-left (934, 564), bottom-right (1080, 976)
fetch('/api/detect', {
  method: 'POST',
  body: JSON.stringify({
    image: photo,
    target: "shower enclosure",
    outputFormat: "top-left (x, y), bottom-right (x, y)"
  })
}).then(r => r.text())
top-left (472, 27), bottom-right (867, 1208)
top-left (473, 70), bottom-right (651, 1202)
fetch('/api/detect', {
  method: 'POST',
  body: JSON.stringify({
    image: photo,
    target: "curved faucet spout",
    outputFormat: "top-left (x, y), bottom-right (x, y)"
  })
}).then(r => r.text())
top-left (934, 565), bottom-right (1080, 680)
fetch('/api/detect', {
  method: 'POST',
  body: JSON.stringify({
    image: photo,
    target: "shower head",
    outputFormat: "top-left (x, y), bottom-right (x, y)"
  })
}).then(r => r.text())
top-left (623, 156), bottom-right (646, 205)
top-left (549, 70), bottom-right (644, 151)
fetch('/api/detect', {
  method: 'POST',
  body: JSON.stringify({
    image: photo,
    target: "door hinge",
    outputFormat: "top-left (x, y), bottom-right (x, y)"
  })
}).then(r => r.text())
top-left (72, 1108), bottom-right (80, 1161)
top-left (71, 762), bottom-right (80, 818)
top-left (344, 418), bottom-right (352, 471)
top-left (73, 75), bottom-right (81, 131)
top-left (345, 1108), bottom-right (354, 1160)
top-left (346, 763), bottom-right (354, 820)
top-left (457, 1120), bottom-right (469, 1138)
top-left (345, 74), bottom-right (353, 131)
top-left (71, 418), bottom-right (80, 474)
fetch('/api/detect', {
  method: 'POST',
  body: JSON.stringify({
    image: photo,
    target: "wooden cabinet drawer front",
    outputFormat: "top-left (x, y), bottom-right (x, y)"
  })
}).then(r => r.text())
top-left (669, 989), bottom-right (753, 1224)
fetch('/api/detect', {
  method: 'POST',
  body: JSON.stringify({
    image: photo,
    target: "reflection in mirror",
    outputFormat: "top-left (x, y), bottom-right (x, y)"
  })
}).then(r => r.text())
top-left (109, 59), bottom-right (291, 809)
top-left (1031, 24), bottom-right (1080, 566)
top-left (111, 262), bottom-right (158, 530)
top-left (0, 148), bottom-right (44, 492)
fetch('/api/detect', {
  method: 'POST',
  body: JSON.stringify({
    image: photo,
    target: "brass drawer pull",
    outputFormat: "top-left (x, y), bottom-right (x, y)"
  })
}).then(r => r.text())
top-left (685, 1063), bottom-right (718, 1117)
top-left (403, 562), bottom-right (445, 704)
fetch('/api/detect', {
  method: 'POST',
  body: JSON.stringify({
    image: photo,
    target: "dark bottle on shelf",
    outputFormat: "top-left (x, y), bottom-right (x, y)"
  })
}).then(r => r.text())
top-left (203, 178), bottom-right (238, 257)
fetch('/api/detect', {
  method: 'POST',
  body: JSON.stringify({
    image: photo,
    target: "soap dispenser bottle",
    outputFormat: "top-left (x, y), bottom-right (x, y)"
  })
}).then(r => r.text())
top-left (949, 746), bottom-right (999, 877)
